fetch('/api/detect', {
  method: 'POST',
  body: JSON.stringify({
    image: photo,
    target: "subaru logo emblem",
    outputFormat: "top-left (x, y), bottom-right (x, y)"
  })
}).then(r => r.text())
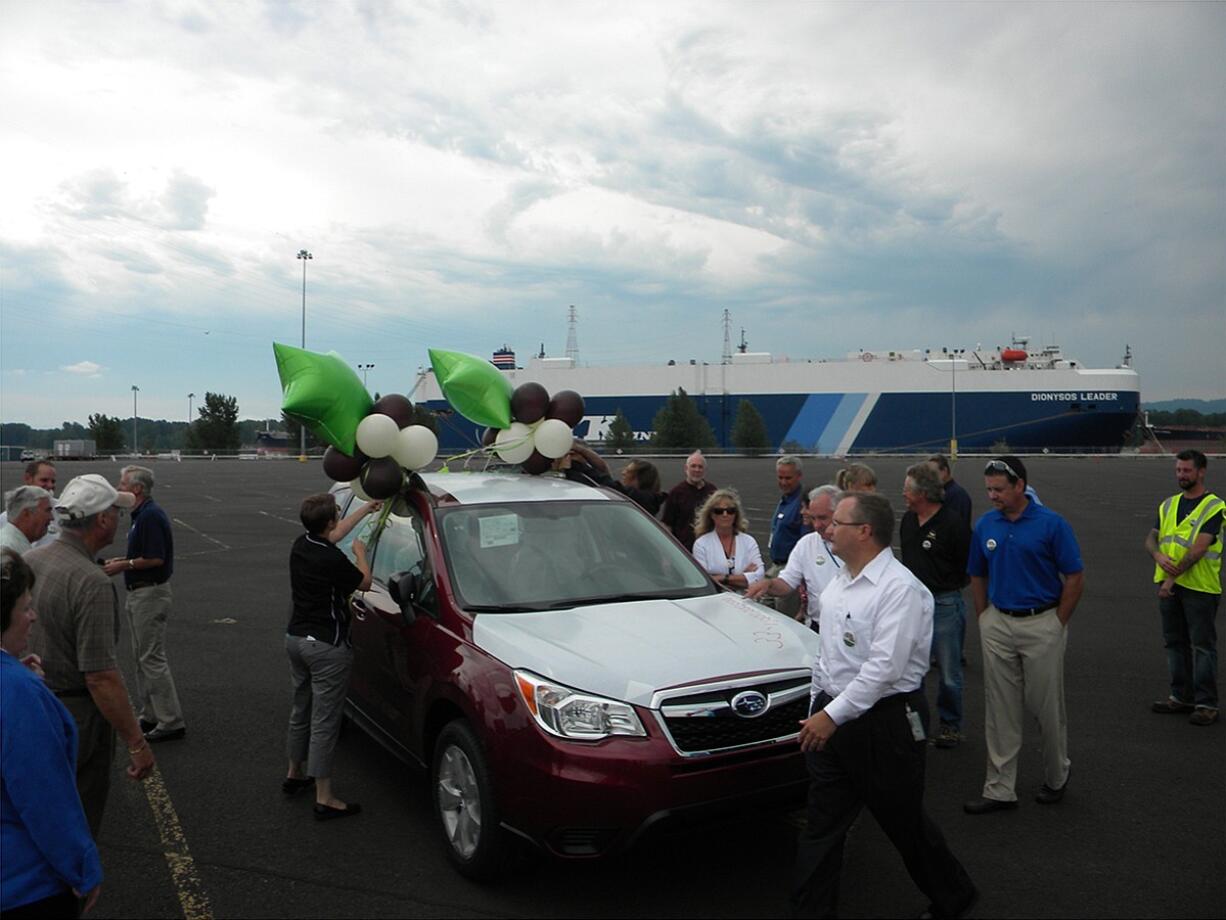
top-left (731, 690), bottom-right (769, 719)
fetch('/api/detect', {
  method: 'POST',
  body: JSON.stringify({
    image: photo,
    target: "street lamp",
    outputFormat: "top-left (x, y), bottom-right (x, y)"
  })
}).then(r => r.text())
top-left (358, 363), bottom-right (375, 388)
top-left (297, 249), bottom-right (313, 460)
top-left (188, 392), bottom-right (195, 423)
top-left (131, 385), bottom-right (140, 456)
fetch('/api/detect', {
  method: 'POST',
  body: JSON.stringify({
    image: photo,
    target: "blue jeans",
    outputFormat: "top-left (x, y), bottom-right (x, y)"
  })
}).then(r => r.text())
top-left (930, 591), bottom-right (966, 731)
top-left (1160, 585), bottom-right (1219, 710)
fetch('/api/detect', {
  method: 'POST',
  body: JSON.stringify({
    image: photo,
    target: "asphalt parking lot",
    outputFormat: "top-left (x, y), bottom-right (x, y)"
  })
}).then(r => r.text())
top-left (2, 454), bottom-right (1222, 919)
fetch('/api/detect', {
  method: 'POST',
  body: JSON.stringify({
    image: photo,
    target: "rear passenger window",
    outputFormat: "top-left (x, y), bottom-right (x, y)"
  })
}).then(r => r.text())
top-left (370, 511), bottom-right (427, 586)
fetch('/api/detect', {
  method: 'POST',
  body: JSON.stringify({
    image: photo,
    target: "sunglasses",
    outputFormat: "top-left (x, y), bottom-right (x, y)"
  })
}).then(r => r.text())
top-left (984, 459), bottom-right (1021, 481)
top-left (712, 507), bottom-right (737, 516)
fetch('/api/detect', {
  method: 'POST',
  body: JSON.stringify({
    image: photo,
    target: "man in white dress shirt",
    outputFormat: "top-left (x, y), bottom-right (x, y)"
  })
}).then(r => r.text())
top-left (746, 485), bottom-right (841, 630)
top-left (791, 491), bottom-right (977, 919)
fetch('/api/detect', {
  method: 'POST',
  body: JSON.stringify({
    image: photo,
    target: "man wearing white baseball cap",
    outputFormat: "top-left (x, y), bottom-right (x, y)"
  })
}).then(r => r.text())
top-left (26, 474), bottom-right (154, 838)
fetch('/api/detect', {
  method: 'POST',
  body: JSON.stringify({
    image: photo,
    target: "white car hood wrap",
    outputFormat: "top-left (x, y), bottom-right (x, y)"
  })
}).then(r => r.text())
top-left (471, 592), bottom-right (817, 707)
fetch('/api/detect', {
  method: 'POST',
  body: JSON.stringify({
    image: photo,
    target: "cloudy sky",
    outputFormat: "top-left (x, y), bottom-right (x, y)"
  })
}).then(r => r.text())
top-left (2, 1), bottom-right (1223, 428)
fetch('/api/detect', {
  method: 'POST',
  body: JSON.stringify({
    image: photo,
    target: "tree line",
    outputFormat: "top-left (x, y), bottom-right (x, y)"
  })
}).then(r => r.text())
top-left (603, 388), bottom-right (772, 454)
top-left (0, 393), bottom-right (323, 453)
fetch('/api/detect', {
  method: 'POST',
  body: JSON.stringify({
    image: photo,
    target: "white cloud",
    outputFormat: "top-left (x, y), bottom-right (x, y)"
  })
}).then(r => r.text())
top-left (61, 361), bottom-right (105, 377)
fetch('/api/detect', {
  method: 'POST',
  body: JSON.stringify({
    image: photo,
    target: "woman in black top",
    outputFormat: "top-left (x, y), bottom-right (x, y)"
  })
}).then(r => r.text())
top-left (283, 493), bottom-right (376, 821)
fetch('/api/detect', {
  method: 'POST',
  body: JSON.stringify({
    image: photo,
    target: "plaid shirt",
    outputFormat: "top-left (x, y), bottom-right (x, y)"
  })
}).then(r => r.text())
top-left (26, 533), bottom-right (120, 693)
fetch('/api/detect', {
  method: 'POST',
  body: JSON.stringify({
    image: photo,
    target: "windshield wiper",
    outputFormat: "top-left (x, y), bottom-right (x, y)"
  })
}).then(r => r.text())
top-left (543, 590), bottom-right (705, 610)
top-left (463, 604), bottom-right (550, 613)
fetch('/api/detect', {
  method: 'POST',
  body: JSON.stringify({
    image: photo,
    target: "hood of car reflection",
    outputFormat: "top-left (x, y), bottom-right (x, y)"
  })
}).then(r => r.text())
top-left (471, 592), bottom-right (817, 707)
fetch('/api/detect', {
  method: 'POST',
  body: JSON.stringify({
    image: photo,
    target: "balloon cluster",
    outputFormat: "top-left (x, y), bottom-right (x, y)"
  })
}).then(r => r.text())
top-left (321, 394), bottom-right (438, 500)
top-left (427, 348), bottom-right (584, 476)
top-left (483, 384), bottom-right (584, 475)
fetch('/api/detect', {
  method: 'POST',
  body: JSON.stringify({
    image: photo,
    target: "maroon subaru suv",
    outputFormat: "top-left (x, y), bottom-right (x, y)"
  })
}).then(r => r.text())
top-left (332, 471), bottom-right (816, 879)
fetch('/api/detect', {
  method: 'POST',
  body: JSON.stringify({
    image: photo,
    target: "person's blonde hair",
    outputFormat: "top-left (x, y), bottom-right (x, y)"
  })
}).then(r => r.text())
top-left (693, 489), bottom-right (749, 537)
top-left (835, 462), bottom-right (877, 492)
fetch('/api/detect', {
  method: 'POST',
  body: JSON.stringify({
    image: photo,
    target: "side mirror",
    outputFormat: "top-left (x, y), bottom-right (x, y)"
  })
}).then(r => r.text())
top-left (387, 571), bottom-right (420, 626)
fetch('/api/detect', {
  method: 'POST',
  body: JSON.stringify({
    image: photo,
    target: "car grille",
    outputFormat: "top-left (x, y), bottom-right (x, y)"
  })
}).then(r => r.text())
top-left (654, 674), bottom-right (811, 757)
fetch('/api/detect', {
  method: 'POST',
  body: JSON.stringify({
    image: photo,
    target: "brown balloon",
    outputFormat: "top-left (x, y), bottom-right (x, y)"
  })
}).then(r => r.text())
top-left (510, 382), bottom-right (550, 424)
top-left (322, 445), bottom-right (367, 482)
top-left (521, 450), bottom-right (553, 475)
top-left (481, 426), bottom-right (498, 447)
top-left (360, 457), bottom-right (404, 499)
top-left (371, 394), bottom-right (415, 429)
top-left (546, 390), bottom-right (585, 428)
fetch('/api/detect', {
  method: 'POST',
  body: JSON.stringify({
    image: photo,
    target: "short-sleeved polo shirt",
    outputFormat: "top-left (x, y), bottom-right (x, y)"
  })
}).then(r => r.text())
top-left (287, 533), bottom-right (364, 647)
top-left (26, 535), bottom-right (121, 693)
top-left (967, 501), bottom-right (1083, 610)
top-left (125, 498), bottom-right (174, 587)
top-left (900, 504), bottom-right (970, 594)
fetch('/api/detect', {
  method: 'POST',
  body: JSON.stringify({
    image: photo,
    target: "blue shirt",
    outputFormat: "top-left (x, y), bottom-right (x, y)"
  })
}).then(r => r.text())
top-left (967, 501), bottom-right (1083, 610)
top-left (943, 478), bottom-right (973, 527)
top-left (125, 497), bottom-right (174, 587)
top-left (769, 487), bottom-right (806, 564)
top-left (1, 653), bottom-right (103, 910)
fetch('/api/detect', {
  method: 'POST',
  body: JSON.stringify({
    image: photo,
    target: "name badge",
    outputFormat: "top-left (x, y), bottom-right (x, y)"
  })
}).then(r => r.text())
top-left (842, 630), bottom-right (856, 648)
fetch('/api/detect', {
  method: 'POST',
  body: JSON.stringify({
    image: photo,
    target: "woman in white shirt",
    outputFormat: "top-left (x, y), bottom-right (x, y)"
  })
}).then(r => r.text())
top-left (691, 489), bottom-right (764, 591)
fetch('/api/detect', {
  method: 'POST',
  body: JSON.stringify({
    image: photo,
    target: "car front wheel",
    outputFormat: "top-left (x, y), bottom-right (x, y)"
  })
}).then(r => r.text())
top-left (432, 720), bottom-right (508, 880)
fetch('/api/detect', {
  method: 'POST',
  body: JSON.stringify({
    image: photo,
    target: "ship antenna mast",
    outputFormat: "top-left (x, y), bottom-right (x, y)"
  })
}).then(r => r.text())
top-left (565, 305), bottom-right (579, 363)
top-left (739, 328), bottom-right (748, 353)
top-left (722, 309), bottom-right (733, 365)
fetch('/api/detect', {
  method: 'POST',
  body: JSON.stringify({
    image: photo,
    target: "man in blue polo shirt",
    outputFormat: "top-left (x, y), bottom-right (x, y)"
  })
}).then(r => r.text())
top-left (102, 465), bottom-right (185, 743)
top-left (963, 456), bottom-right (1084, 814)
top-left (766, 456), bottom-right (806, 619)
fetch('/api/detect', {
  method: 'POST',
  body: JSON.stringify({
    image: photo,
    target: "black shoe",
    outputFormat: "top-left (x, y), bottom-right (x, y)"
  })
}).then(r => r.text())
top-left (1152, 698), bottom-right (1195, 714)
top-left (139, 718), bottom-right (157, 734)
top-left (144, 726), bottom-right (187, 743)
top-left (314, 802), bottom-right (362, 821)
top-left (1036, 765), bottom-right (1071, 804)
top-left (919, 885), bottom-right (979, 919)
top-left (282, 776), bottom-right (315, 797)
top-left (963, 796), bottom-right (1018, 815)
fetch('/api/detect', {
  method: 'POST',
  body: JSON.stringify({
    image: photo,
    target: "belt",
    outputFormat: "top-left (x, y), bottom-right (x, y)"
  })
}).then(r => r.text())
top-left (996, 603), bottom-right (1058, 618)
top-left (128, 580), bottom-right (166, 590)
top-left (54, 687), bottom-right (91, 698)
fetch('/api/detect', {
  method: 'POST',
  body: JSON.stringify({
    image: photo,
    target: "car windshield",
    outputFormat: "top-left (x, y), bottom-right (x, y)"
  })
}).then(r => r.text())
top-left (436, 500), bottom-right (714, 612)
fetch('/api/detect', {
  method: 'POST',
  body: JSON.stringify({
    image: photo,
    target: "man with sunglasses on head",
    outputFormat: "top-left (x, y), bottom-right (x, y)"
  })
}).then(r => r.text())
top-left (964, 456), bottom-right (1084, 815)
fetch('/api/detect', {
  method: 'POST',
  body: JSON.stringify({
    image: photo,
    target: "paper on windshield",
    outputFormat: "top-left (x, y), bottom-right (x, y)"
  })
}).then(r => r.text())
top-left (479, 513), bottom-right (520, 548)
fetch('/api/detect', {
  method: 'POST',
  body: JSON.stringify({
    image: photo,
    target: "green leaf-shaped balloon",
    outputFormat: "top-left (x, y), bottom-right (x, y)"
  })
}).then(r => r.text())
top-left (274, 342), bottom-right (373, 454)
top-left (428, 348), bottom-right (512, 429)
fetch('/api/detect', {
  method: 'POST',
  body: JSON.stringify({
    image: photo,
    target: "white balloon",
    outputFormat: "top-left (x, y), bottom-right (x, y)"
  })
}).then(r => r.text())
top-left (393, 425), bottom-right (438, 470)
top-left (494, 422), bottom-right (534, 464)
top-left (533, 418), bottom-right (574, 459)
top-left (355, 413), bottom-right (399, 458)
top-left (349, 477), bottom-right (372, 502)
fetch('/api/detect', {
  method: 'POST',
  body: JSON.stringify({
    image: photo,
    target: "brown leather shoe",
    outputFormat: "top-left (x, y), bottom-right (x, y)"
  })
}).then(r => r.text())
top-left (963, 797), bottom-right (1018, 815)
top-left (1189, 708), bottom-right (1219, 726)
top-left (1152, 699), bottom-right (1195, 714)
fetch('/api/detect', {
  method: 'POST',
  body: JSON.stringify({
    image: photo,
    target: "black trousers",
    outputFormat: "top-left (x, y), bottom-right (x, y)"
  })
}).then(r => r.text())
top-left (791, 690), bottom-right (975, 918)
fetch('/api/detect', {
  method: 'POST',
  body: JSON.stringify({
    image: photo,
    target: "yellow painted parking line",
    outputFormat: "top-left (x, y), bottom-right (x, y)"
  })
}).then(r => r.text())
top-left (143, 765), bottom-right (213, 920)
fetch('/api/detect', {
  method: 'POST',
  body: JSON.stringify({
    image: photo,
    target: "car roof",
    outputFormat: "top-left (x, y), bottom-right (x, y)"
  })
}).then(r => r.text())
top-left (421, 471), bottom-right (617, 507)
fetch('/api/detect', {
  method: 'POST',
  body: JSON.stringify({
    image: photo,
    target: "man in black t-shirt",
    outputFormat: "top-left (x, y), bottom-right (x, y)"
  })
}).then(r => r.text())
top-left (283, 492), bottom-right (377, 820)
top-left (901, 463), bottom-right (971, 748)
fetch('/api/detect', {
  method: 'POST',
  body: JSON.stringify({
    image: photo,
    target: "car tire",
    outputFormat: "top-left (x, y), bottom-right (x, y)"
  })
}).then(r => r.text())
top-left (431, 720), bottom-right (509, 881)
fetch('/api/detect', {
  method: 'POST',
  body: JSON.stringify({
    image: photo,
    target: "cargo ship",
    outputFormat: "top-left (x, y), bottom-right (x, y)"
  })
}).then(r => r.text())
top-left (414, 336), bottom-right (1141, 455)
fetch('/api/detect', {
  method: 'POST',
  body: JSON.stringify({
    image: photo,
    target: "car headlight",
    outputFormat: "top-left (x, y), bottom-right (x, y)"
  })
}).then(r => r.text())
top-left (514, 670), bottom-right (646, 741)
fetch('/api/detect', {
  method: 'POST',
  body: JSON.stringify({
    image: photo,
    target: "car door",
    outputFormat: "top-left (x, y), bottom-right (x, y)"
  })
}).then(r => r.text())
top-left (348, 499), bottom-right (438, 752)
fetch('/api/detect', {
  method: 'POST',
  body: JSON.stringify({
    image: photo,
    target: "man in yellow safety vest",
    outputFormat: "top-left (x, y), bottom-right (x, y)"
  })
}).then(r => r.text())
top-left (1145, 449), bottom-right (1223, 726)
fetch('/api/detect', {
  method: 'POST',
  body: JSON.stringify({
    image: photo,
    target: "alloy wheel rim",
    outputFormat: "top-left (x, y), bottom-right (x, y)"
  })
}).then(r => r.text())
top-left (437, 744), bottom-right (482, 858)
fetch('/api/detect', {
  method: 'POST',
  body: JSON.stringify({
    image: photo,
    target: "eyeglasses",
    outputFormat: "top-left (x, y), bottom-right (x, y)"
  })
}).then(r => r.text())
top-left (831, 518), bottom-right (867, 528)
top-left (984, 459), bottom-right (1020, 481)
top-left (712, 508), bottom-right (737, 516)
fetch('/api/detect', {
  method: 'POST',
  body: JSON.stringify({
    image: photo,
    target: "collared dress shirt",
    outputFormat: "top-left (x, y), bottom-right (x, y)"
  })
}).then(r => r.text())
top-left (812, 547), bottom-right (934, 725)
top-left (778, 531), bottom-right (841, 625)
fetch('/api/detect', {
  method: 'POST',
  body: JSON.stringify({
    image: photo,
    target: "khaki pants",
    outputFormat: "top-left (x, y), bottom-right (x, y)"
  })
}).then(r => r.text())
top-left (126, 583), bottom-right (185, 730)
top-left (979, 606), bottom-right (1070, 802)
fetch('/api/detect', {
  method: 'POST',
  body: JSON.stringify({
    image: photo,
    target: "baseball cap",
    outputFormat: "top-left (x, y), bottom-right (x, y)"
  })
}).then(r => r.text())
top-left (55, 474), bottom-right (136, 521)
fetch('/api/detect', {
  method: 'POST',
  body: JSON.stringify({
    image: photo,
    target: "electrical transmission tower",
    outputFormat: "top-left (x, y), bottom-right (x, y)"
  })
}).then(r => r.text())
top-left (721, 309), bottom-right (733, 364)
top-left (565, 305), bottom-right (579, 362)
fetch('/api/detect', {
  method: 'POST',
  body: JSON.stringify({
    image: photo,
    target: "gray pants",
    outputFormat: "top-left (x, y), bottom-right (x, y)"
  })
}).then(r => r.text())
top-left (126, 583), bottom-right (185, 731)
top-left (285, 635), bottom-right (354, 779)
top-left (58, 693), bottom-right (115, 839)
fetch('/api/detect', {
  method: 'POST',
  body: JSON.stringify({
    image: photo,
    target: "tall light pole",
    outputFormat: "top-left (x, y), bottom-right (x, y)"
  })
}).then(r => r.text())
top-left (358, 363), bottom-right (375, 389)
top-left (950, 351), bottom-right (958, 458)
top-left (131, 385), bottom-right (140, 455)
top-left (297, 249), bottom-right (313, 460)
top-left (188, 392), bottom-right (195, 423)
